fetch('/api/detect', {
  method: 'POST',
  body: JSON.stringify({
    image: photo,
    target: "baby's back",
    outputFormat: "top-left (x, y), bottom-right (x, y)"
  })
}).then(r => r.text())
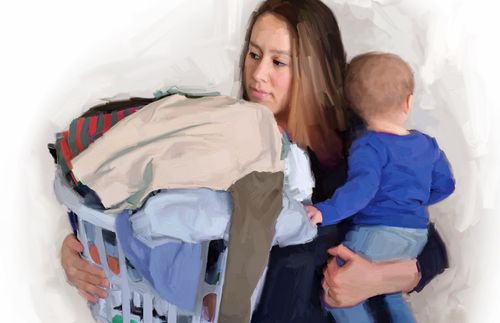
top-left (351, 130), bottom-right (441, 228)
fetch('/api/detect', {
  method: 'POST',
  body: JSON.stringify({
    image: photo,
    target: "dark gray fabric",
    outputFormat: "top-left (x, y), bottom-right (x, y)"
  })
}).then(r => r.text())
top-left (218, 171), bottom-right (284, 323)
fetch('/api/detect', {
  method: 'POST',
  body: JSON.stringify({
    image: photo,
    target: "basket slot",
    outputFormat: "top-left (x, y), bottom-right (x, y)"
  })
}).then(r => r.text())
top-left (167, 302), bottom-right (177, 323)
top-left (94, 226), bottom-right (110, 275)
top-left (116, 236), bottom-right (132, 323)
top-left (213, 249), bottom-right (227, 323)
top-left (78, 217), bottom-right (91, 261)
top-left (143, 292), bottom-right (153, 322)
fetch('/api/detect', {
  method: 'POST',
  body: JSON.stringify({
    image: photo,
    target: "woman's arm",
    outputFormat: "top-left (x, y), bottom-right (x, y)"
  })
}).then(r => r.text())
top-left (322, 244), bottom-right (419, 307)
top-left (60, 234), bottom-right (109, 303)
top-left (322, 223), bottom-right (448, 307)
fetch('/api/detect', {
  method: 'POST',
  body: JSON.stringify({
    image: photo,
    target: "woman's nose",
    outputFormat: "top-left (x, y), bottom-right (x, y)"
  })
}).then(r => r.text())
top-left (252, 61), bottom-right (269, 83)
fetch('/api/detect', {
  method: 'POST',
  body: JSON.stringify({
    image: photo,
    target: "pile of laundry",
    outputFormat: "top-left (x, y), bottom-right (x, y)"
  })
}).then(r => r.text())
top-left (50, 89), bottom-right (317, 322)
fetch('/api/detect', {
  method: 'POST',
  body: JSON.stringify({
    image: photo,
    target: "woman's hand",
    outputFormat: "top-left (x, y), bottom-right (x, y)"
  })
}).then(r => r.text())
top-left (61, 234), bottom-right (109, 303)
top-left (322, 244), bottom-right (420, 308)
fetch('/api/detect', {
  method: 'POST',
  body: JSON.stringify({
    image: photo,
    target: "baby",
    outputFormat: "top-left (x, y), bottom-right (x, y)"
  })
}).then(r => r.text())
top-left (306, 52), bottom-right (455, 323)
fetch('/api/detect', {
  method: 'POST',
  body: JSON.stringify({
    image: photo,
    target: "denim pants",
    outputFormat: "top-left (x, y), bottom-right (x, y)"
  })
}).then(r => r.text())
top-left (328, 225), bottom-right (428, 323)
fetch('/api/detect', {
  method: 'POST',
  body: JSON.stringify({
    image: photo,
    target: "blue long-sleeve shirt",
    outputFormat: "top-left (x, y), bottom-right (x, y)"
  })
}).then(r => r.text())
top-left (315, 130), bottom-right (455, 228)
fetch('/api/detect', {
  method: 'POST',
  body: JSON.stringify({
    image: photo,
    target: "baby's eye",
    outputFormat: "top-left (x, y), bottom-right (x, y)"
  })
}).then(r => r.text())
top-left (249, 52), bottom-right (260, 60)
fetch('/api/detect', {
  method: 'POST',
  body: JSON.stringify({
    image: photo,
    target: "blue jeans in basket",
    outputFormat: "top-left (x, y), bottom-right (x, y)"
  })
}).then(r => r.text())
top-left (327, 225), bottom-right (428, 323)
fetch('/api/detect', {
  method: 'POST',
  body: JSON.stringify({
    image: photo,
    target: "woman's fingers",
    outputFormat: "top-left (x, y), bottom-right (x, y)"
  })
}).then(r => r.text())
top-left (67, 258), bottom-right (110, 302)
top-left (322, 258), bottom-right (342, 307)
top-left (321, 277), bottom-right (332, 299)
top-left (64, 234), bottom-right (84, 253)
top-left (79, 258), bottom-right (108, 281)
top-left (323, 247), bottom-right (384, 307)
top-left (63, 250), bottom-right (107, 284)
top-left (327, 244), bottom-right (356, 262)
top-left (74, 278), bottom-right (108, 300)
top-left (79, 265), bottom-right (109, 287)
top-left (77, 289), bottom-right (98, 304)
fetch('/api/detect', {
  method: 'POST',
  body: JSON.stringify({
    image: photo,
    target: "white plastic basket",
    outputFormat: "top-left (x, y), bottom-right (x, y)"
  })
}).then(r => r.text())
top-left (54, 171), bottom-right (227, 323)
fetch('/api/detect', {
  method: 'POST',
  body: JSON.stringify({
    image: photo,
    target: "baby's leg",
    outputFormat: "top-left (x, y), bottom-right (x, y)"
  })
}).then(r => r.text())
top-left (328, 225), bottom-right (427, 323)
top-left (326, 229), bottom-right (376, 323)
top-left (328, 302), bottom-right (374, 323)
top-left (384, 292), bottom-right (415, 323)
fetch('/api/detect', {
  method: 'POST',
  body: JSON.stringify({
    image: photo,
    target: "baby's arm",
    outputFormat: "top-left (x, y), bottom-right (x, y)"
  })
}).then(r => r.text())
top-left (427, 148), bottom-right (455, 205)
top-left (314, 141), bottom-right (384, 225)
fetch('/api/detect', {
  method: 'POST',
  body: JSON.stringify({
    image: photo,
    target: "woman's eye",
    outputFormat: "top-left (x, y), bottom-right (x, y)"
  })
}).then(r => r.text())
top-left (273, 60), bottom-right (286, 67)
top-left (249, 52), bottom-right (260, 60)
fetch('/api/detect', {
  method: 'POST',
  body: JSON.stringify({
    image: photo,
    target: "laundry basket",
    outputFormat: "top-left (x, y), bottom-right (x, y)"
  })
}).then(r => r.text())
top-left (54, 170), bottom-right (227, 323)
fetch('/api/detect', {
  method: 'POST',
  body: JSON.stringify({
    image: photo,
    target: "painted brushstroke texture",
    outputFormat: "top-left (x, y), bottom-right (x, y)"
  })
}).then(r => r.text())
top-left (0, 0), bottom-right (498, 322)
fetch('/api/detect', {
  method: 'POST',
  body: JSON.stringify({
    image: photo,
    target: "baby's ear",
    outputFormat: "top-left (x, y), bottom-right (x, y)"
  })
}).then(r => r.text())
top-left (404, 93), bottom-right (413, 114)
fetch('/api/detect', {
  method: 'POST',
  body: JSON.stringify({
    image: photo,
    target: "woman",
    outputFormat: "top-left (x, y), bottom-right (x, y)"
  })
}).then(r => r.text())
top-left (61, 0), bottom-right (448, 321)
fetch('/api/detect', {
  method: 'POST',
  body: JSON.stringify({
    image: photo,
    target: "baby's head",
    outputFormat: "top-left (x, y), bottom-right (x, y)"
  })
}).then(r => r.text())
top-left (344, 52), bottom-right (414, 126)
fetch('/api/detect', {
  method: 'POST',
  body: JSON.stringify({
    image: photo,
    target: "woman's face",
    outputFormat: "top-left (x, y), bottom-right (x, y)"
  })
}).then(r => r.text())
top-left (244, 13), bottom-right (293, 122)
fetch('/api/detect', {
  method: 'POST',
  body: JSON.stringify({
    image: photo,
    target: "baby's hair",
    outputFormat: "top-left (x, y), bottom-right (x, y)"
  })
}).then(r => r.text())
top-left (344, 52), bottom-right (414, 120)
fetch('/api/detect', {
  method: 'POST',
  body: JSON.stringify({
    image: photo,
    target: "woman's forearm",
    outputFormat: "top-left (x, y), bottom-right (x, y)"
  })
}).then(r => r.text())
top-left (374, 258), bottom-right (420, 294)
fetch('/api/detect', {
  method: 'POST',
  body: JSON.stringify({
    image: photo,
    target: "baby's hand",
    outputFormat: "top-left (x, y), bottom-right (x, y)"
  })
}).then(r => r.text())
top-left (305, 205), bottom-right (323, 225)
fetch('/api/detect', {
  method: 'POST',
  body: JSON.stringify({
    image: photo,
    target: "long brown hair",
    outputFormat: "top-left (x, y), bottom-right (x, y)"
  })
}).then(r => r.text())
top-left (241, 0), bottom-right (349, 167)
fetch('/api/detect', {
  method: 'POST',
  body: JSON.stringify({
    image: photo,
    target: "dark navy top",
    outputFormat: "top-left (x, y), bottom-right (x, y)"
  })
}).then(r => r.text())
top-left (315, 130), bottom-right (455, 228)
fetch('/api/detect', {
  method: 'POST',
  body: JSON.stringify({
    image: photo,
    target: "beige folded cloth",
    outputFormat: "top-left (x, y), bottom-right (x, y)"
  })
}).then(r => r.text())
top-left (71, 94), bottom-right (283, 212)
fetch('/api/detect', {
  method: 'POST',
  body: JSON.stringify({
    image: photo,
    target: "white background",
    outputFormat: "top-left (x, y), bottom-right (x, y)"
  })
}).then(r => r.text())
top-left (0, 0), bottom-right (499, 322)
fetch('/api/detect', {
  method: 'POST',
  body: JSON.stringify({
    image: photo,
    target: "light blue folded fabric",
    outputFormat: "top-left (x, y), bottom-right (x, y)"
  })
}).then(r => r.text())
top-left (116, 211), bottom-right (203, 312)
top-left (130, 188), bottom-right (317, 248)
top-left (131, 188), bottom-right (233, 245)
top-left (273, 193), bottom-right (317, 247)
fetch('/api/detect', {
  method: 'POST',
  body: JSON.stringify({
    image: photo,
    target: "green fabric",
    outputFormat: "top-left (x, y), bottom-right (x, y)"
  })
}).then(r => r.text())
top-left (112, 314), bottom-right (137, 323)
top-left (96, 113), bottom-right (104, 136)
top-left (68, 118), bottom-right (79, 156)
top-left (80, 116), bottom-right (91, 149)
top-left (154, 86), bottom-right (220, 99)
top-left (111, 110), bottom-right (118, 125)
top-left (123, 108), bottom-right (133, 117)
top-left (280, 131), bottom-right (291, 160)
top-left (54, 134), bottom-right (70, 175)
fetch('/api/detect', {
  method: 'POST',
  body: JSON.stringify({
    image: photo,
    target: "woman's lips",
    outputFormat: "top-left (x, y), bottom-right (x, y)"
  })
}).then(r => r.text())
top-left (250, 87), bottom-right (270, 100)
